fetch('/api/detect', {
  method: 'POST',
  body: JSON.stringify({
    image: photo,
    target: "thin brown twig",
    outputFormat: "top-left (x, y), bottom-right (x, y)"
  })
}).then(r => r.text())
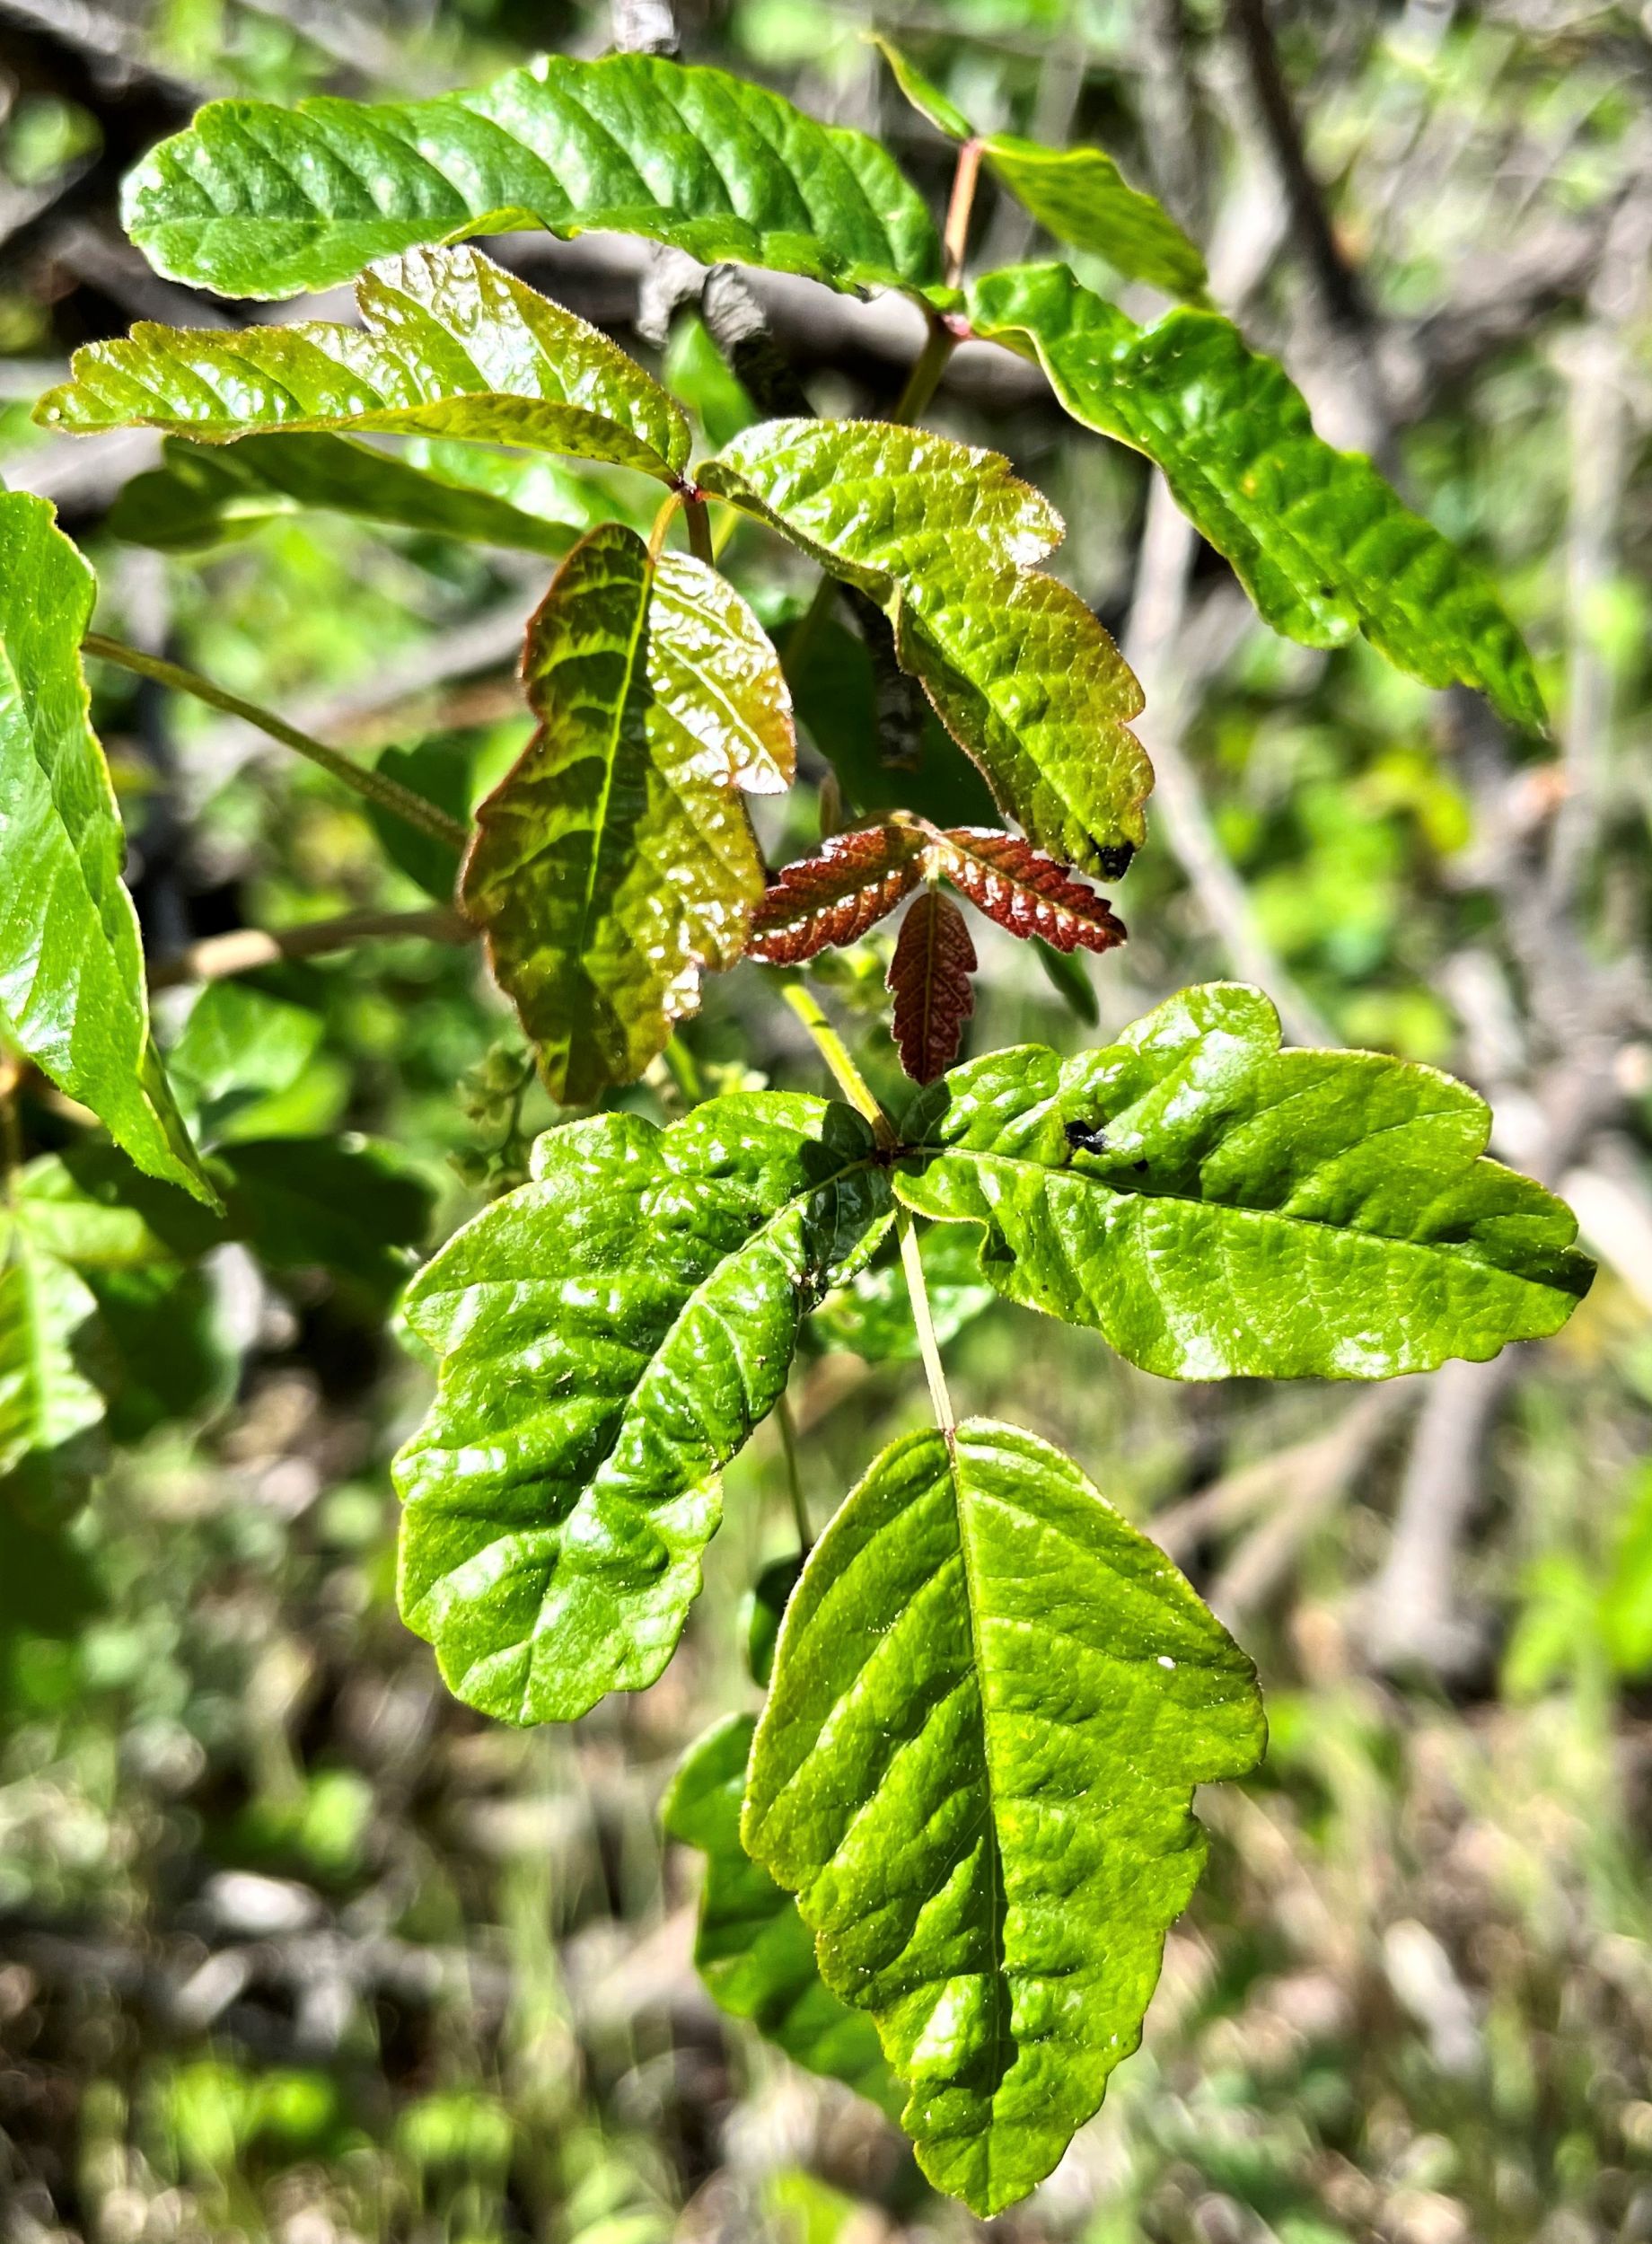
top-left (148, 909), bottom-right (476, 990)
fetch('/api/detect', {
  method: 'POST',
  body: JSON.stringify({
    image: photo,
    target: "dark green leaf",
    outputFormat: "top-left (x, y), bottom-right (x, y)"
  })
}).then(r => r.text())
top-left (391, 1096), bottom-right (892, 1724)
top-left (217, 1137), bottom-right (434, 1306)
top-left (0, 491), bottom-right (215, 1207)
top-left (741, 1553), bottom-right (802, 1688)
top-left (108, 432), bottom-right (584, 557)
top-left (780, 614), bottom-right (997, 832)
top-left (39, 247), bottom-right (690, 483)
top-left (461, 524), bottom-right (793, 1104)
top-left (1032, 938), bottom-right (1099, 1025)
top-left (664, 1715), bottom-right (900, 2112)
top-left (83, 1262), bottom-right (236, 1442)
top-left (744, 1418), bottom-right (1264, 2213)
top-left (896, 982), bottom-right (1593, 1379)
top-left (968, 263), bottom-right (1545, 732)
top-left (664, 315), bottom-right (759, 452)
top-left (120, 53), bottom-right (946, 305)
top-left (371, 739), bottom-right (472, 904)
top-left (701, 421), bottom-right (1150, 874)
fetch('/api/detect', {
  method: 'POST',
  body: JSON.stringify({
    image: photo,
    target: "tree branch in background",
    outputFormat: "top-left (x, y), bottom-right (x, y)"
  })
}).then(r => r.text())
top-left (149, 908), bottom-right (476, 990)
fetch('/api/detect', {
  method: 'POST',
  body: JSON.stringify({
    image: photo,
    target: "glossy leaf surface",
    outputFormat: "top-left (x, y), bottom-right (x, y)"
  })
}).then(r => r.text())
top-left (746, 823), bottom-right (926, 963)
top-left (108, 432), bottom-right (584, 557)
top-left (872, 38), bottom-right (1206, 297)
top-left (745, 1418), bottom-right (1264, 2213)
top-left (701, 421), bottom-right (1150, 873)
top-left (663, 1713), bottom-right (897, 2113)
top-left (896, 982), bottom-right (1593, 1379)
top-left (0, 493), bottom-right (214, 1207)
top-left (888, 891), bottom-right (976, 1085)
top-left (969, 264), bottom-right (1544, 732)
top-left (461, 524), bottom-right (792, 1104)
top-left (929, 827), bottom-right (1126, 953)
top-left (122, 53), bottom-right (945, 304)
top-left (39, 247), bottom-right (690, 482)
top-left (392, 1096), bottom-right (892, 1724)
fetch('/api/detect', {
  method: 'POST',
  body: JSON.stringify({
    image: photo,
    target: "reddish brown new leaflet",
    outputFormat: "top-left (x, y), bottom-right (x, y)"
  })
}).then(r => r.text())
top-left (888, 889), bottom-right (977, 1082)
top-left (745, 823), bottom-right (926, 963)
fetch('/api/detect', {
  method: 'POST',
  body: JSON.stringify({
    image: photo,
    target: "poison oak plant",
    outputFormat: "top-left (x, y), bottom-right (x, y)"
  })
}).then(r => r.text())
top-left (0, 38), bottom-right (1593, 2218)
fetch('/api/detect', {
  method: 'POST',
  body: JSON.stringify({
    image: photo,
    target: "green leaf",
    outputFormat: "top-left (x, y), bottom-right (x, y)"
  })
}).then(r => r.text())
top-left (217, 1136), bottom-right (433, 1307)
top-left (391, 1095), bottom-right (892, 1724)
top-left (169, 983), bottom-right (323, 1140)
top-left (120, 52), bottom-right (946, 305)
top-left (895, 982), bottom-right (1593, 1380)
top-left (744, 1418), bottom-right (1263, 2213)
top-left (15, 1147), bottom-right (224, 1272)
top-left (38, 246), bottom-right (690, 484)
top-left (871, 37), bottom-right (1206, 297)
top-left (663, 1713), bottom-right (899, 2115)
top-left (867, 35), bottom-right (974, 144)
top-left (968, 264), bottom-right (1545, 732)
top-left (701, 422), bottom-right (1150, 875)
top-left (0, 492), bottom-right (216, 1208)
top-left (0, 1230), bottom-right (104, 1477)
top-left (980, 145), bottom-right (1208, 300)
top-left (461, 523), bottom-right (794, 1104)
top-left (371, 739), bottom-right (472, 904)
top-left (83, 1262), bottom-right (237, 1443)
top-left (812, 1223), bottom-right (994, 1364)
top-left (741, 1553), bottom-right (801, 1689)
top-left (663, 315), bottom-right (759, 452)
top-left (108, 432), bottom-right (584, 558)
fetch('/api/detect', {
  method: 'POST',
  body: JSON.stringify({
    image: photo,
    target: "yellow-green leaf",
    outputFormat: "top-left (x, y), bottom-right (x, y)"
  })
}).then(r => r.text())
top-left (392, 1097), bottom-right (892, 1723)
top-left (700, 420), bottom-right (1149, 875)
top-left (38, 246), bottom-right (690, 483)
top-left (896, 982), bottom-right (1593, 1379)
top-left (745, 1417), bottom-right (1263, 2213)
top-left (461, 523), bottom-right (794, 1104)
top-left (0, 492), bottom-right (215, 1208)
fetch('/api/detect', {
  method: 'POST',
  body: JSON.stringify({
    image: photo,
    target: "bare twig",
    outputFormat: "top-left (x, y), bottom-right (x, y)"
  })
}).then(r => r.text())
top-left (148, 909), bottom-right (476, 990)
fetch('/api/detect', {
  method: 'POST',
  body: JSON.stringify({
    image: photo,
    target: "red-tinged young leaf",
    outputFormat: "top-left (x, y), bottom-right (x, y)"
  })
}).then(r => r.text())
top-left (888, 890), bottom-right (976, 1085)
top-left (746, 824), bottom-right (926, 964)
top-left (931, 828), bottom-right (1127, 954)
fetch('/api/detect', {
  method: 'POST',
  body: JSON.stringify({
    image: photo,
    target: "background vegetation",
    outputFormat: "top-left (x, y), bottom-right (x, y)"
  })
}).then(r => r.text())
top-left (2, 0), bottom-right (1650, 2237)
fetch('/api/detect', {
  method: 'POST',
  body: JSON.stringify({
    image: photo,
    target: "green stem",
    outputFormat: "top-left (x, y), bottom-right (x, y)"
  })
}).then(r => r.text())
top-left (83, 635), bottom-right (470, 852)
top-left (897, 1202), bottom-right (955, 1437)
top-left (777, 1392), bottom-right (812, 1551)
top-left (892, 314), bottom-right (958, 426)
top-left (781, 982), bottom-right (894, 1147)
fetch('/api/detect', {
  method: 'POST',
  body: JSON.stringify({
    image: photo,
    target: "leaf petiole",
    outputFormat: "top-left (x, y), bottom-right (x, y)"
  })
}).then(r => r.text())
top-left (83, 634), bottom-right (471, 851)
top-left (897, 1202), bottom-right (955, 1436)
top-left (780, 981), bottom-right (894, 1147)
